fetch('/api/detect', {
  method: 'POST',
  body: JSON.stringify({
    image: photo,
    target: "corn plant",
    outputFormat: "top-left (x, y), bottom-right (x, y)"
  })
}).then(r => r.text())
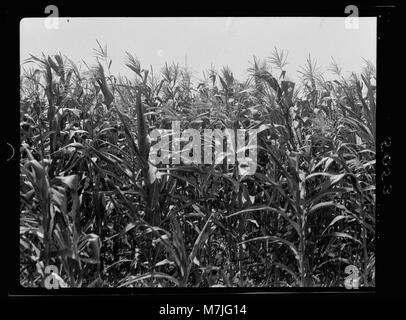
top-left (20, 44), bottom-right (375, 288)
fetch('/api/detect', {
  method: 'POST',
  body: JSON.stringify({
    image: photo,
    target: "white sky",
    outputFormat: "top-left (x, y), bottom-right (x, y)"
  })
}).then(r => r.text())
top-left (20, 17), bottom-right (376, 83)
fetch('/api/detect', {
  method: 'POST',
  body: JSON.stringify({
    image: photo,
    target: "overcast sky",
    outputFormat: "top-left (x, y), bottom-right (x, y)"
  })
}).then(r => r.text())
top-left (20, 17), bottom-right (376, 82)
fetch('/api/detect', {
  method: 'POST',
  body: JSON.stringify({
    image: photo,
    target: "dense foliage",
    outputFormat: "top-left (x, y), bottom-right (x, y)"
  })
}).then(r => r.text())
top-left (20, 44), bottom-right (376, 287)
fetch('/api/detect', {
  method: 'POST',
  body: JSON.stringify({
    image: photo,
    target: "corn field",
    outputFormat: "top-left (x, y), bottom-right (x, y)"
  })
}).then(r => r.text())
top-left (20, 44), bottom-right (376, 288)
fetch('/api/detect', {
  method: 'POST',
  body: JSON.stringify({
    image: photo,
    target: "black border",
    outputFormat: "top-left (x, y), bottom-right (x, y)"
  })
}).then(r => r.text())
top-left (4, 1), bottom-right (401, 305)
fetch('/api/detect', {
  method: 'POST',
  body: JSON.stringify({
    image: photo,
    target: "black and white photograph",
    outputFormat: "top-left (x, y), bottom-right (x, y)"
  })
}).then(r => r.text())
top-left (17, 14), bottom-right (379, 291)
